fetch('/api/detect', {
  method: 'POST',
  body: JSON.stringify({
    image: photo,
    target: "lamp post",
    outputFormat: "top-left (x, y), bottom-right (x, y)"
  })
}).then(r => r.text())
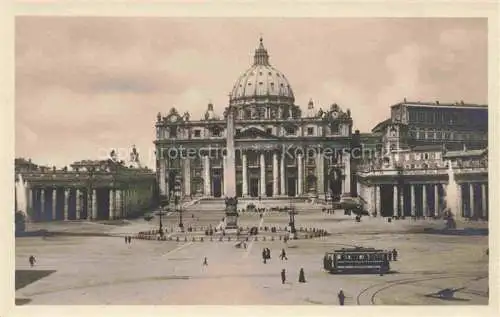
top-left (396, 163), bottom-right (404, 217)
top-left (158, 194), bottom-right (168, 237)
top-left (174, 177), bottom-right (183, 231)
top-left (288, 198), bottom-right (297, 238)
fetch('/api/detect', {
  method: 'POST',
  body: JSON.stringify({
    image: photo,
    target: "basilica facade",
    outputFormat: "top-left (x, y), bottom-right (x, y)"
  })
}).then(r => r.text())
top-left (155, 38), bottom-right (355, 200)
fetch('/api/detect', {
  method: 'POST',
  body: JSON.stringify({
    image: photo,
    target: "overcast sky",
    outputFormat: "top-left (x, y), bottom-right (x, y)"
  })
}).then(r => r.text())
top-left (15, 17), bottom-right (487, 168)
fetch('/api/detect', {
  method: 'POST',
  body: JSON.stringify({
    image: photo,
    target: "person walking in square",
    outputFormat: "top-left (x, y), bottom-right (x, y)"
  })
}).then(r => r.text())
top-left (125, 236), bottom-right (128, 244)
top-left (28, 255), bottom-right (36, 268)
top-left (338, 289), bottom-right (345, 305)
top-left (392, 248), bottom-right (398, 261)
top-left (281, 269), bottom-right (286, 284)
top-left (203, 257), bottom-right (208, 266)
top-left (262, 249), bottom-right (267, 264)
top-left (298, 268), bottom-right (306, 283)
top-left (280, 248), bottom-right (288, 261)
top-left (128, 236), bottom-right (132, 244)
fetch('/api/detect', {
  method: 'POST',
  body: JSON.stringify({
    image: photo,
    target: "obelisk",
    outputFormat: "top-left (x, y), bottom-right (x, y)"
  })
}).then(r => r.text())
top-left (224, 106), bottom-right (238, 229)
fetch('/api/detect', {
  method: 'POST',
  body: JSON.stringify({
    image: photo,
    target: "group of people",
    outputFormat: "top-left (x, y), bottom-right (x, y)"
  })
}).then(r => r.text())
top-left (387, 248), bottom-right (398, 261)
top-left (124, 236), bottom-right (132, 244)
top-left (280, 268), bottom-right (306, 284)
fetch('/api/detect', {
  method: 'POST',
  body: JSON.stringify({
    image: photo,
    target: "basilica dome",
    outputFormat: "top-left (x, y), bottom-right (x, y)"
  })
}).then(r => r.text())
top-left (230, 38), bottom-right (295, 106)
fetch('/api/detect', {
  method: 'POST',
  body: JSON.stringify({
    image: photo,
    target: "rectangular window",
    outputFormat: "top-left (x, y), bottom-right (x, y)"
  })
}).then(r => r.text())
top-left (307, 127), bottom-right (314, 135)
top-left (194, 130), bottom-right (201, 137)
top-left (285, 127), bottom-right (296, 135)
top-left (266, 128), bottom-right (273, 134)
top-left (418, 111), bottom-right (425, 122)
top-left (436, 131), bottom-right (442, 139)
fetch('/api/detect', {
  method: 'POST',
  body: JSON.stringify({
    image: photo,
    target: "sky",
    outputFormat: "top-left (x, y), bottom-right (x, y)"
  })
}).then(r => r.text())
top-left (15, 17), bottom-right (487, 168)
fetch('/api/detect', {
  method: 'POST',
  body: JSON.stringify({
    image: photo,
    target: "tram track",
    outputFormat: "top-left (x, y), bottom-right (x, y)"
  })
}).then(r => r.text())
top-left (355, 272), bottom-right (488, 305)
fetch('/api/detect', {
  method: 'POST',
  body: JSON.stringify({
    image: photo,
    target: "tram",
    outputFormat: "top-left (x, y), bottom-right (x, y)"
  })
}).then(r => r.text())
top-left (323, 247), bottom-right (390, 274)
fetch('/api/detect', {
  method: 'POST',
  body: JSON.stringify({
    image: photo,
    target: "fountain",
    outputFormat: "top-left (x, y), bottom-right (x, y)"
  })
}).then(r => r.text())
top-left (444, 160), bottom-right (458, 229)
top-left (15, 174), bottom-right (28, 233)
top-left (16, 174), bottom-right (28, 215)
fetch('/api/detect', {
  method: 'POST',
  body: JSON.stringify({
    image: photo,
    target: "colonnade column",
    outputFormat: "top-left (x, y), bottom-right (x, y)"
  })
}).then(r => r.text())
top-left (434, 184), bottom-right (440, 217)
top-left (272, 152), bottom-right (279, 197)
top-left (27, 187), bottom-right (33, 218)
top-left (222, 156), bottom-right (227, 197)
top-left (393, 185), bottom-right (398, 217)
top-left (297, 154), bottom-right (303, 196)
top-left (242, 152), bottom-right (248, 197)
top-left (40, 188), bottom-right (46, 220)
top-left (75, 189), bottom-right (81, 220)
top-left (280, 152), bottom-right (285, 196)
top-left (116, 190), bottom-right (122, 219)
top-left (260, 152), bottom-right (266, 197)
top-left (481, 183), bottom-right (487, 219)
top-left (92, 189), bottom-right (97, 220)
top-left (422, 185), bottom-right (428, 217)
top-left (63, 189), bottom-right (69, 221)
top-left (469, 183), bottom-right (475, 218)
top-left (109, 189), bottom-right (116, 220)
top-left (410, 184), bottom-right (416, 216)
top-left (399, 186), bottom-right (404, 217)
top-left (52, 188), bottom-right (57, 220)
top-left (203, 155), bottom-right (211, 196)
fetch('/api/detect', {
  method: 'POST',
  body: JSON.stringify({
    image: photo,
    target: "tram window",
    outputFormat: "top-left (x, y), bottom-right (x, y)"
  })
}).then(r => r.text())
top-left (336, 255), bottom-right (341, 260)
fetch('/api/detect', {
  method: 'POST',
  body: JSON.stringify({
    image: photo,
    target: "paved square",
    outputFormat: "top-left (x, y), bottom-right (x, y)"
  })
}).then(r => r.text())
top-left (15, 203), bottom-right (488, 305)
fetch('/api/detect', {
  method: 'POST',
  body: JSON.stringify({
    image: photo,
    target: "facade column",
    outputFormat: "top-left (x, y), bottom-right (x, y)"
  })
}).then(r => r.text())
top-left (260, 152), bottom-right (266, 197)
top-left (63, 189), bottom-right (69, 221)
top-left (481, 183), bottom-right (487, 219)
top-left (123, 190), bottom-right (128, 217)
top-left (434, 184), bottom-right (440, 217)
top-left (51, 188), bottom-right (57, 221)
top-left (410, 184), bottom-right (416, 216)
top-left (92, 189), bottom-right (97, 220)
top-left (75, 189), bottom-right (81, 220)
top-left (469, 183), bottom-right (475, 218)
top-left (343, 152), bottom-right (351, 195)
top-left (316, 151), bottom-right (324, 197)
top-left (159, 158), bottom-right (166, 196)
top-left (116, 190), bottom-right (122, 219)
top-left (297, 154), bottom-right (303, 196)
top-left (422, 185), bottom-right (428, 217)
top-left (393, 185), bottom-right (398, 217)
top-left (242, 152), bottom-right (248, 197)
top-left (203, 155), bottom-right (211, 197)
top-left (280, 152), bottom-right (286, 196)
top-left (184, 158), bottom-right (191, 197)
top-left (457, 184), bottom-right (463, 219)
top-left (108, 189), bottom-right (115, 220)
top-left (375, 185), bottom-right (380, 215)
top-left (272, 152), bottom-right (279, 197)
top-left (399, 185), bottom-right (405, 217)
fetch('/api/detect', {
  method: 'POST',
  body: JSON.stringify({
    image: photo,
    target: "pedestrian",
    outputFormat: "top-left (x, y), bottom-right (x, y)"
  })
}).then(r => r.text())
top-left (298, 268), bottom-right (306, 283)
top-left (392, 248), bottom-right (398, 261)
top-left (388, 252), bottom-right (392, 261)
top-left (266, 248), bottom-right (271, 260)
top-left (243, 242), bottom-right (247, 249)
top-left (338, 289), bottom-right (345, 305)
top-left (125, 236), bottom-right (128, 244)
top-left (262, 249), bottom-right (267, 264)
top-left (128, 236), bottom-right (132, 244)
top-left (280, 248), bottom-right (288, 260)
top-left (281, 269), bottom-right (286, 284)
top-left (203, 257), bottom-right (208, 266)
top-left (28, 255), bottom-right (36, 268)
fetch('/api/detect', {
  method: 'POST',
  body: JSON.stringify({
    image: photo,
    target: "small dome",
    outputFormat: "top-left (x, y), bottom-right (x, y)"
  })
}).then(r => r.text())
top-left (230, 37), bottom-right (294, 105)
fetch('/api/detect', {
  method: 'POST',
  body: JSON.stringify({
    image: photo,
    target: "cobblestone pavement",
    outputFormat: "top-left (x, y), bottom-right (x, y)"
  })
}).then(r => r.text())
top-left (15, 204), bottom-right (489, 305)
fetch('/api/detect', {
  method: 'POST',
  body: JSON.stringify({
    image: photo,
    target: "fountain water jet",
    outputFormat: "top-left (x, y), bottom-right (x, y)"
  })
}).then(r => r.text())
top-left (15, 174), bottom-right (28, 215)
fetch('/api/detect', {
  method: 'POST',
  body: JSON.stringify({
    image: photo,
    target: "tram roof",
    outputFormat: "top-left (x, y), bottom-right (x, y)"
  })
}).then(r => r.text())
top-left (328, 247), bottom-right (385, 253)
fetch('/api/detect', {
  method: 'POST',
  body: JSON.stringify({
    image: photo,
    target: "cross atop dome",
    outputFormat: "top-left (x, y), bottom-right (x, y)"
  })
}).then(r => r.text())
top-left (254, 36), bottom-right (270, 66)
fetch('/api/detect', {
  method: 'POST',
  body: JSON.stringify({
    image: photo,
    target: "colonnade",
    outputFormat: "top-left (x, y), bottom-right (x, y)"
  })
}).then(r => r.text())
top-left (21, 185), bottom-right (155, 222)
top-left (360, 182), bottom-right (488, 219)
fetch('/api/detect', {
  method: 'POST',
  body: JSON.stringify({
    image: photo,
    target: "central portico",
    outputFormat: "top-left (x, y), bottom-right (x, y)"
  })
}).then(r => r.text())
top-left (155, 38), bottom-right (355, 200)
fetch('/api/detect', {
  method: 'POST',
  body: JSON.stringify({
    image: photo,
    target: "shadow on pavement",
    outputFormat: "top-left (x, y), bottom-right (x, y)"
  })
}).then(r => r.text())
top-left (16, 269), bottom-right (56, 290)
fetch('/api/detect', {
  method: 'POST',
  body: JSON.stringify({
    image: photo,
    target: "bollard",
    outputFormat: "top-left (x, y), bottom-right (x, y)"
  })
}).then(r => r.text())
top-left (176, 237), bottom-right (180, 242)
top-left (201, 237), bottom-right (204, 242)
top-left (263, 236), bottom-right (266, 241)
top-left (279, 236), bottom-right (282, 240)
top-left (228, 237), bottom-right (231, 242)
top-left (184, 237), bottom-right (188, 242)
top-left (271, 236), bottom-right (274, 241)
top-left (254, 236), bottom-right (258, 241)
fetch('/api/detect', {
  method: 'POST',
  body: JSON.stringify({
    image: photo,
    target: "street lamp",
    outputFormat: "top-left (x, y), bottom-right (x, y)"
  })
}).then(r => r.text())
top-left (174, 177), bottom-right (183, 231)
top-left (158, 194), bottom-right (169, 237)
top-left (288, 198), bottom-right (297, 238)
